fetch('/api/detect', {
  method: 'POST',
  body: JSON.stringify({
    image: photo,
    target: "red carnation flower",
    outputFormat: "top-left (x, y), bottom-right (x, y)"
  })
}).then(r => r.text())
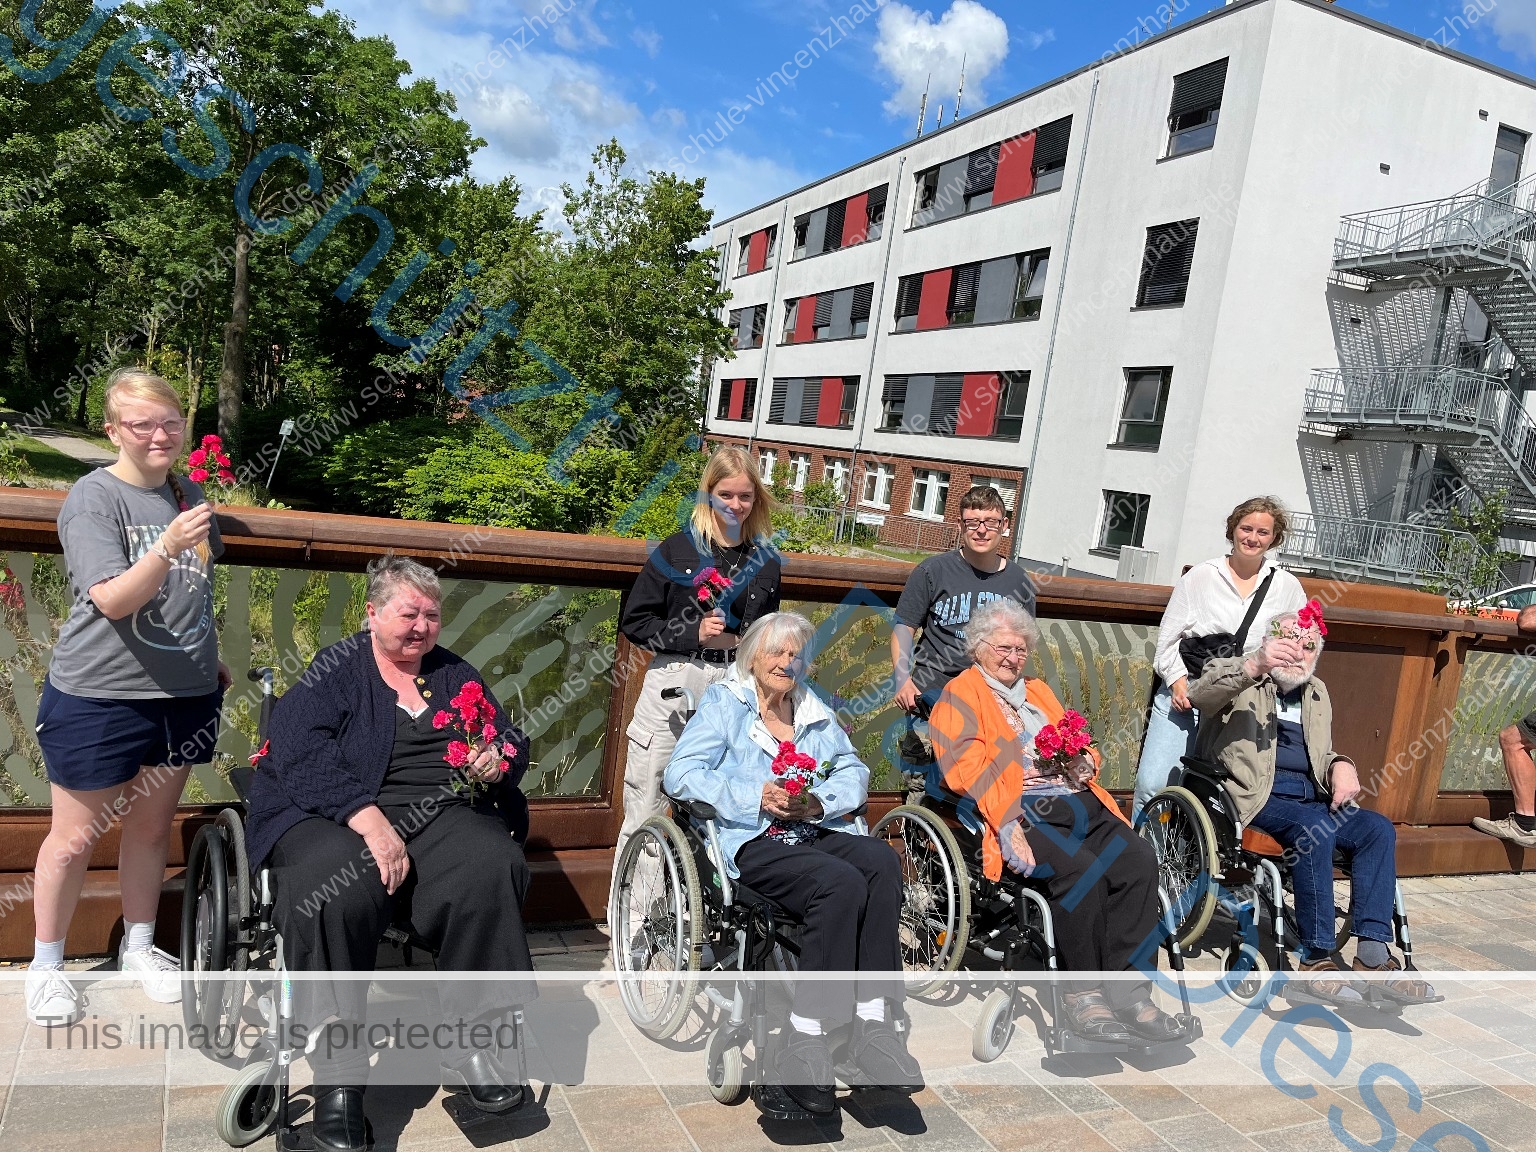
top-left (187, 448), bottom-right (207, 467)
top-left (432, 710), bottom-right (453, 729)
top-left (445, 741), bottom-right (470, 768)
top-left (188, 467), bottom-right (209, 482)
top-left (783, 777), bottom-right (805, 797)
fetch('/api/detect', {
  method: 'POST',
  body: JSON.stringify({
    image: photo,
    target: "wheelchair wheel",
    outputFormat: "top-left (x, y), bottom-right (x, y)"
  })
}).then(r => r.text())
top-left (1139, 787), bottom-right (1219, 950)
top-left (611, 816), bottom-right (704, 1040)
top-left (871, 804), bottom-right (970, 997)
top-left (706, 1026), bottom-right (748, 1105)
top-left (972, 987), bottom-right (1015, 1063)
top-left (183, 822), bottom-right (229, 1047)
top-left (1220, 942), bottom-right (1272, 1008)
top-left (215, 1059), bottom-right (278, 1147)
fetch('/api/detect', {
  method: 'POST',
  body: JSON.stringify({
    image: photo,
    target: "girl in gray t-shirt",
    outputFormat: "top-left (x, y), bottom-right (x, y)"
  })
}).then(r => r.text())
top-left (25, 369), bottom-right (231, 1029)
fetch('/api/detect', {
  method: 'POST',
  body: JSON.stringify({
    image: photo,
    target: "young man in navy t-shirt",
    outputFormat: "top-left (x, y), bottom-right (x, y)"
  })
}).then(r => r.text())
top-left (890, 486), bottom-right (1037, 766)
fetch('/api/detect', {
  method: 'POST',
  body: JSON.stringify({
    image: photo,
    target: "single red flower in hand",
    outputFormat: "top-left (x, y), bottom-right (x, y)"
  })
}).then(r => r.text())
top-left (432, 710), bottom-right (453, 729)
top-left (445, 741), bottom-right (470, 768)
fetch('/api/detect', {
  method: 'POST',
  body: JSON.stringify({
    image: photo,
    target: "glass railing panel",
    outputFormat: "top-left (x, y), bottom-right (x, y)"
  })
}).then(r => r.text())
top-left (1443, 647), bottom-right (1536, 790)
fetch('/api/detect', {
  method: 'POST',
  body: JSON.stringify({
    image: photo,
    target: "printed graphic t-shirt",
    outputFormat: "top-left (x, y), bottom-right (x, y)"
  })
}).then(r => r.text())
top-left (49, 468), bottom-right (224, 699)
top-left (896, 550), bottom-right (1038, 696)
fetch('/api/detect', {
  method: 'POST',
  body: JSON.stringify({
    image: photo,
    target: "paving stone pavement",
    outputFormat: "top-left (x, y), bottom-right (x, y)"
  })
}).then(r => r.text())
top-left (5, 878), bottom-right (1536, 1152)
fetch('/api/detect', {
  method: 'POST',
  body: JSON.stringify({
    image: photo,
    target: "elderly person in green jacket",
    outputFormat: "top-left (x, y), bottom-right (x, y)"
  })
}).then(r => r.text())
top-left (1189, 602), bottom-right (1437, 1010)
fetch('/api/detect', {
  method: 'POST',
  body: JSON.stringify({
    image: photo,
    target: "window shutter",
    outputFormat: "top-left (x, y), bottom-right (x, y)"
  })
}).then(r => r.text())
top-left (824, 200), bottom-right (846, 251)
top-left (966, 143), bottom-right (1000, 194)
top-left (867, 184), bottom-right (888, 212)
top-left (813, 293), bottom-right (834, 328)
top-left (1170, 59), bottom-right (1228, 118)
top-left (850, 282), bottom-right (874, 322)
top-left (769, 379), bottom-right (789, 423)
top-left (929, 374), bottom-right (964, 435)
top-left (741, 379), bottom-right (757, 419)
top-left (949, 263), bottom-right (981, 312)
top-left (1139, 220), bottom-right (1199, 306)
top-left (1031, 116), bottom-right (1073, 170)
top-left (800, 378), bottom-right (822, 425)
top-left (895, 274), bottom-right (923, 318)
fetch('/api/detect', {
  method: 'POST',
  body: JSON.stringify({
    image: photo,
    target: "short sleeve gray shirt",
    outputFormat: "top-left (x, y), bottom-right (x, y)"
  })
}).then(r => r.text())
top-left (896, 551), bottom-right (1037, 695)
top-left (48, 469), bottom-right (224, 699)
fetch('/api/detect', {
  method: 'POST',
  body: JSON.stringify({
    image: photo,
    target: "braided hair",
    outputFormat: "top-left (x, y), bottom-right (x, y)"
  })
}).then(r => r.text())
top-left (164, 472), bottom-right (213, 566)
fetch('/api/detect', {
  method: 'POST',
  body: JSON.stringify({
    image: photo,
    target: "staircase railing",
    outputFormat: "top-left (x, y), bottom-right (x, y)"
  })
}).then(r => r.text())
top-left (1335, 171), bottom-right (1536, 267)
top-left (1304, 366), bottom-right (1536, 503)
top-left (1281, 511), bottom-right (1492, 594)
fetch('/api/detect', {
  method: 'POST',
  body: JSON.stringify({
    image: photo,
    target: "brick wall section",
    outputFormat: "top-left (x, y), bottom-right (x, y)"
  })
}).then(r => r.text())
top-left (707, 433), bottom-right (1025, 554)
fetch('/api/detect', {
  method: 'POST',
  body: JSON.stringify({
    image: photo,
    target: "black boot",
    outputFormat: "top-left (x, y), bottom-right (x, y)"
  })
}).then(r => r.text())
top-left (441, 1049), bottom-right (524, 1114)
top-left (847, 1015), bottom-right (924, 1093)
top-left (774, 1030), bottom-right (837, 1115)
top-left (311, 1086), bottom-right (372, 1152)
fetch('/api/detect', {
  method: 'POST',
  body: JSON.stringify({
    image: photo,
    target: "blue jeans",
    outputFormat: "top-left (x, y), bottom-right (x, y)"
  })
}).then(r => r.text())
top-left (1132, 683), bottom-right (1198, 820)
top-left (1249, 794), bottom-right (1397, 955)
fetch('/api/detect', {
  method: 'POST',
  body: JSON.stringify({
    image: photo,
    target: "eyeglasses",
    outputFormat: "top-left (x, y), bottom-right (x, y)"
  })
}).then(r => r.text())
top-left (982, 640), bottom-right (1028, 659)
top-left (962, 518), bottom-right (1005, 533)
top-left (115, 418), bottom-right (187, 439)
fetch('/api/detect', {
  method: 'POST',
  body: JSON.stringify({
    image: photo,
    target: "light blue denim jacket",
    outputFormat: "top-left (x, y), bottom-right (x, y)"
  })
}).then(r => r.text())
top-left (663, 669), bottom-right (871, 878)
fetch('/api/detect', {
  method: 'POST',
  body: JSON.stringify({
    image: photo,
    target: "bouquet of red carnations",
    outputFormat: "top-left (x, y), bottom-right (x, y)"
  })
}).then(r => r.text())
top-left (1031, 709), bottom-right (1096, 780)
top-left (693, 566), bottom-right (733, 610)
top-left (187, 434), bottom-right (235, 490)
top-left (433, 679), bottom-right (515, 797)
top-left (766, 739), bottom-right (833, 843)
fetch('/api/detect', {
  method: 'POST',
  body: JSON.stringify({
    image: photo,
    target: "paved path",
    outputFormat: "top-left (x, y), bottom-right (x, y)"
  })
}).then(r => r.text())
top-left (5, 877), bottom-right (1536, 1152)
top-left (0, 410), bottom-right (115, 467)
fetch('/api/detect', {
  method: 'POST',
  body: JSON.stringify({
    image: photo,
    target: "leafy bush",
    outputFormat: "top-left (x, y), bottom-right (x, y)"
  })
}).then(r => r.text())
top-left (323, 418), bottom-right (458, 516)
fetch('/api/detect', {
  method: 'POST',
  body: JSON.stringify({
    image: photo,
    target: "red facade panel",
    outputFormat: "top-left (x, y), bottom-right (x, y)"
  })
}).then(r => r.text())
top-left (728, 379), bottom-right (745, 421)
top-left (841, 193), bottom-right (868, 247)
top-left (747, 229), bottom-right (769, 273)
top-left (915, 268), bottom-right (954, 331)
top-left (955, 373), bottom-right (1001, 438)
top-left (794, 295), bottom-right (818, 343)
top-left (992, 132), bottom-right (1036, 205)
top-left (816, 377), bottom-right (844, 426)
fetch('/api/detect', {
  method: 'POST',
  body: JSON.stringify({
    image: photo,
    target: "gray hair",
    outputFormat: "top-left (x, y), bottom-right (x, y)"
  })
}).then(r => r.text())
top-left (964, 598), bottom-right (1042, 663)
top-left (366, 553), bottom-right (442, 608)
top-left (737, 611), bottom-right (817, 681)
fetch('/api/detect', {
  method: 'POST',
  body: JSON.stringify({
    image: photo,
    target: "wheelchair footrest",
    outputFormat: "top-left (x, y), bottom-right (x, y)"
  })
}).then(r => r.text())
top-left (750, 1083), bottom-right (822, 1122)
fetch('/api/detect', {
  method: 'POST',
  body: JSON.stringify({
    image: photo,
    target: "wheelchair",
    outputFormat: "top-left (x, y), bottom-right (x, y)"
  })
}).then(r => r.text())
top-left (1139, 755), bottom-right (1421, 1010)
top-left (868, 767), bottom-right (1202, 1063)
top-left (178, 668), bottom-right (528, 1148)
top-left (609, 686), bottom-right (892, 1121)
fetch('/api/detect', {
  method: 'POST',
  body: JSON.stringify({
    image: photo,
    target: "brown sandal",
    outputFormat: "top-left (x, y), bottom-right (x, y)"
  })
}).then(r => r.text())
top-left (1061, 989), bottom-right (1136, 1041)
top-left (1352, 955), bottom-right (1442, 1005)
top-left (1288, 954), bottom-right (1366, 1008)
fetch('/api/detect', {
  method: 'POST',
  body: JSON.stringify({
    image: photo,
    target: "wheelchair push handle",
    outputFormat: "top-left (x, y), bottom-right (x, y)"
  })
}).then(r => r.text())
top-left (660, 685), bottom-right (697, 719)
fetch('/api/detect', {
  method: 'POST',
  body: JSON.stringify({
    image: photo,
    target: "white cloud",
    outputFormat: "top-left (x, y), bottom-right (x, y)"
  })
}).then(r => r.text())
top-left (1489, 4), bottom-right (1536, 59)
top-left (1025, 28), bottom-right (1054, 51)
top-left (873, 0), bottom-right (1010, 119)
top-left (631, 26), bottom-right (662, 58)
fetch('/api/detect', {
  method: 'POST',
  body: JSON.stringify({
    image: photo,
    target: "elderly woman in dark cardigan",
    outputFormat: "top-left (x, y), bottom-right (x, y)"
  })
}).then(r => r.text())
top-left (245, 556), bottom-right (534, 1152)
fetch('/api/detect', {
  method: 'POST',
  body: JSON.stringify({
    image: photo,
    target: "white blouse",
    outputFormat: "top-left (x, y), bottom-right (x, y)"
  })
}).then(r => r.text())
top-left (1152, 555), bottom-right (1307, 686)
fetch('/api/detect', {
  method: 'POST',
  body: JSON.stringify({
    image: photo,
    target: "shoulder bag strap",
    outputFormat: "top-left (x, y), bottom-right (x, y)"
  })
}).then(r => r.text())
top-left (1232, 569), bottom-right (1278, 653)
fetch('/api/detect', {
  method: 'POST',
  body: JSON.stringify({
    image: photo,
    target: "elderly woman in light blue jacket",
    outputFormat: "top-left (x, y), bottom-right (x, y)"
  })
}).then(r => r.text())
top-left (664, 611), bottom-right (920, 1114)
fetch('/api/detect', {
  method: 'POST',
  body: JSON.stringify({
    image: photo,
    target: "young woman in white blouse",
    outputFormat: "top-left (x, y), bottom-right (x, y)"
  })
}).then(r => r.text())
top-left (1131, 497), bottom-right (1307, 820)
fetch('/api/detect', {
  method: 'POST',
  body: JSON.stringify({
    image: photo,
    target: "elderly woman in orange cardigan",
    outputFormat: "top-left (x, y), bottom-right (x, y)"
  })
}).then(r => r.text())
top-left (930, 598), bottom-right (1187, 1044)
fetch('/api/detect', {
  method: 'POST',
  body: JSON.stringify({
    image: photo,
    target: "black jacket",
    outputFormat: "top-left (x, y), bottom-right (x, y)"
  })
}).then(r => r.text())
top-left (620, 529), bottom-right (782, 656)
top-left (244, 632), bottom-right (530, 868)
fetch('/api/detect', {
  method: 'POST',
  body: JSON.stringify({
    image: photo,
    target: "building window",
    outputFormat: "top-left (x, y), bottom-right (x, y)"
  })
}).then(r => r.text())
top-left (947, 265), bottom-right (980, 325)
top-left (893, 274), bottom-right (923, 332)
top-left (1491, 125), bottom-right (1528, 196)
top-left (974, 476), bottom-right (1019, 534)
top-left (788, 453), bottom-right (811, 492)
top-left (791, 185), bottom-right (889, 259)
top-left (1116, 368), bottom-right (1172, 447)
top-left (995, 371), bottom-right (1029, 440)
top-left (715, 381), bottom-right (731, 420)
top-left (1137, 220), bottom-right (1199, 307)
top-left (713, 378), bottom-right (758, 422)
top-left (729, 304), bottom-right (767, 349)
top-left (861, 462), bottom-right (896, 508)
top-left (1013, 252), bottom-right (1049, 321)
top-left (824, 457), bottom-right (850, 497)
top-left (768, 377), bottom-right (859, 427)
top-left (896, 250), bottom-right (1048, 332)
top-left (909, 469), bottom-right (951, 520)
top-left (838, 380), bottom-right (859, 428)
top-left (758, 449), bottom-right (777, 481)
top-left (911, 118), bottom-right (1073, 228)
top-left (782, 284), bottom-right (875, 343)
top-left (880, 379), bottom-right (907, 430)
top-left (740, 379), bottom-right (757, 420)
top-left (1099, 490), bottom-right (1150, 553)
top-left (736, 225), bottom-right (778, 276)
top-left (1166, 58), bottom-right (1228, 158)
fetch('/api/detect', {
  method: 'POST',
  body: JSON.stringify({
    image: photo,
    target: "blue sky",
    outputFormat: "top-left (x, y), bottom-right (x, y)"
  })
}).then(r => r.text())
top-left (329, 0), bottom-right (1536, 224)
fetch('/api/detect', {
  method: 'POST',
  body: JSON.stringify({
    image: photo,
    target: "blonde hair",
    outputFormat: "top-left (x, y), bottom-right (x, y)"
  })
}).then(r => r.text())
top-left (689, 445), bottom-right (776, 547)
top-left (1225, 496), bottom-right (1290, 551)
top-left (103, 368), bottom-right (210, 564)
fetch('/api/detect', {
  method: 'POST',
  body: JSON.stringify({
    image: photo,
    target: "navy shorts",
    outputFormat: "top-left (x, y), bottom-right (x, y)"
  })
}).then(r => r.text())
top-left (36, 679), bottom-right (225, 792)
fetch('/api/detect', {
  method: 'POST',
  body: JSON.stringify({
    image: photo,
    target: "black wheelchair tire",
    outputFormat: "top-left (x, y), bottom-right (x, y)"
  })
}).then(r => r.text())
top-left (182, 823), bottom-right (229, 1046)
top-left (611, 816), bottom-right (704, 1040)
top-left (871, 804), bottom-right (971, 997)
top-left (1139, 787), bottom-right (1219, 951)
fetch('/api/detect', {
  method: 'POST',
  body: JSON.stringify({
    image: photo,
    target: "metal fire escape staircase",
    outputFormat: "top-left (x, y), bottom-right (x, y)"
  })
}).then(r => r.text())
top-left (1286, 173), bottom-right (1536, 590)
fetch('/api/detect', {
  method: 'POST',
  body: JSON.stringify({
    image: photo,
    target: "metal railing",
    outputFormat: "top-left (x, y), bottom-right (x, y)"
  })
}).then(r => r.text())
top-left (1334, 171), bottom-right (1536, 269)
top-left (1280, 511), bottom-right (1492, 593)
top-left (1304, 366), bottom-right (1536, 504)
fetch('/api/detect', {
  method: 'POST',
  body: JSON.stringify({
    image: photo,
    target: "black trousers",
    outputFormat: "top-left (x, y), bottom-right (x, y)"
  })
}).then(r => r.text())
top-left (1020, 790), bottom-right (1159, 1007)
top-left (734, 830), bottom-right (904, 1025)
top-left (269, 804), bottom-right (536, 1079)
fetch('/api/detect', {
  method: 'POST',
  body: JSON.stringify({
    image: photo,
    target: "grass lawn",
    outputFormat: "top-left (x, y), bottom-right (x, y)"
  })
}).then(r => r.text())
top-left (10, 435), bottom-right (95, 483)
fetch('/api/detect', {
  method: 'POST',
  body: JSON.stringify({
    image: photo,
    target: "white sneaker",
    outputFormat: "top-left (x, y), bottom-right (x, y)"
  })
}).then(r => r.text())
top-left (26, 966), bottom-right (83, 1026)
top-left (118, 943), bottom-right (183, 1004)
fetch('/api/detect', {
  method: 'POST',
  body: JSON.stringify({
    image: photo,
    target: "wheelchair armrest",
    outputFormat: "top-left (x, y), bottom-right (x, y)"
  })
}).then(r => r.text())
top-left (849, 801), bottom-right (868, 819)
top-left (673, 797), bottom-right (718, 823)
top-left (1179, 755), bottom-right (1229, 783)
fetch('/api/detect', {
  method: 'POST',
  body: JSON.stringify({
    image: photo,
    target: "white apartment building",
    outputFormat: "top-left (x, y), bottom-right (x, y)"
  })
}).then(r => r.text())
top-left (704, 0), bottom-right (1536, 589)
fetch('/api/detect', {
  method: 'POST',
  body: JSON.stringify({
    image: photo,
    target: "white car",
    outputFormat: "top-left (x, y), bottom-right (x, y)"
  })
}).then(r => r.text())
top-left (1453, 583), bottom-right (1536, 620)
